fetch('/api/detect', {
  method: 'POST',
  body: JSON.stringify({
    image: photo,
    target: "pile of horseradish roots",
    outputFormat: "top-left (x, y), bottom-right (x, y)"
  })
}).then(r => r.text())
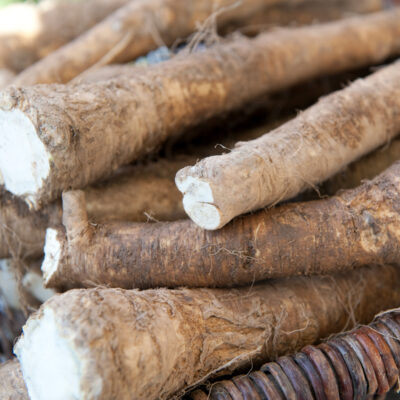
top-left (1, 0), bottom-right (400, 398)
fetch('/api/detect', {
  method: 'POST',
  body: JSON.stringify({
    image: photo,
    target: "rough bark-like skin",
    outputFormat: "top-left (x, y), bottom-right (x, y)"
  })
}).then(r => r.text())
top-left (176, 59), bottom-right (400, 229)
top-left (46, 162), bottom-right (400, 290)
top-left (321, 139), bottom-right (400, 196)
top-left (0, 0), bottom-right (129, 73)
top-left (4, 10), bottom-right (400, 208)
top-left (0, 158), bottom-right (190, 259)
top-left (11, 0), bottom-right (322, 86)
top-left (0, 69), bottom-right (15, 90)
top-left (17, 265), bottom-right (400, 400)
top-left (0, 360), bottom-right (29, 400)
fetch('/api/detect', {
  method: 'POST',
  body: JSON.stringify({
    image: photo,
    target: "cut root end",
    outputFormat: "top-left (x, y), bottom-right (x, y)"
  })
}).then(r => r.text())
top-left (175, 174), bottom-right (224, 230)
top-left (0, 109), bottom-right (50, 208)
top-left (14, 308), bottom-right (83, 400)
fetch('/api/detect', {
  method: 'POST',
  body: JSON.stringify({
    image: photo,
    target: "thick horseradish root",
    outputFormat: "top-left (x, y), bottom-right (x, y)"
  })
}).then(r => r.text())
top-left (43, 162), bottom-right (400, 290)
top-left (2, 10), bottom-right (400, 208)
top-left (15, 265), bottom-right (400, 400)
top-left (176, 60), bottom-right (400, 229)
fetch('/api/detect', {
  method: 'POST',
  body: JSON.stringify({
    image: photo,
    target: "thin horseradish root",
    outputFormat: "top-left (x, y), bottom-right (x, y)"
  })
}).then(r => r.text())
top-left (43, 162), bottom-right (400, 290)
top-left (2, 11), bottom-right (400, 208)
top-left (176, 59), bottom-right (400, 229)
top-left (15, 265), bottom-right (400, 400)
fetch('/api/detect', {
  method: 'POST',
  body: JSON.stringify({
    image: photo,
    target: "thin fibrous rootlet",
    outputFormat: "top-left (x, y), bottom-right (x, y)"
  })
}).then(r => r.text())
top-left (189, 309), bottom-right (400, 399)
top-left (0, 0), bottom-right (130, 73)
top-left (0, 359), bottom-right (28, 399)
top-left (176, 58), bottom-right (400, 229)
top-left (42, 162), bottom-right (400, 290)
top-left (2, 10), bottom-right (400, 209)
top-left (9, 0), bottom-right (385, 87)
top-left (15, 265), bottom-right (400, 400)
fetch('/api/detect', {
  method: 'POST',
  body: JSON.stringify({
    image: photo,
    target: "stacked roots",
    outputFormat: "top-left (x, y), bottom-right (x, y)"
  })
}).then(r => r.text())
top-left (1, 1), bottom-right (400, 399)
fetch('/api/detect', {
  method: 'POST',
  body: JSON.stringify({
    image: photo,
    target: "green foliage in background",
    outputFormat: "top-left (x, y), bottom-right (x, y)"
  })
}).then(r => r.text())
top-left (0, 0), bottom-right (39, 8)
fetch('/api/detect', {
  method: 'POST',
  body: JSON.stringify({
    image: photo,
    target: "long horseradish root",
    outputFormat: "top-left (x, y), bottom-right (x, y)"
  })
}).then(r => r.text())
top-left (190, 309), bottom-right (400, 399)
top-left (0, 359), bottom-right (28, 400)
top-left (15, 265), bottom-right (400, 400)
top-left (2, 11), bottom-right (400, 208)
top-left (176, 59), bottom-right (400, 229)
top-left (43, 162), bottom-right (400, 290)
top-left (10, 0), bottom-right (351, 86)
top-left (0, 0), bottom-right (129, 73)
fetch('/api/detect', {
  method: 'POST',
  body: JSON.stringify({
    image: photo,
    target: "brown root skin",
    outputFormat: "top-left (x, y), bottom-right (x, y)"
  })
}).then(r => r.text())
top-left (3, 10), bottom-right (400, 209)
top-left (0, 0), bottom-right (129, 73)
top-left (44, 162), bottom-right (400, 290)
top-left (176, 58), bottom-right (400, 229)
top-left (16, 265), bottom-right (400, 400)
top-left (0, 359), bottom-right (28, 399)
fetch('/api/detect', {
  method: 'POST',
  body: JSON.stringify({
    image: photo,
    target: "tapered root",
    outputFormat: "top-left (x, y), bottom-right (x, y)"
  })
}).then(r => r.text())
top-left (176, 59), bottom-right (400, 229)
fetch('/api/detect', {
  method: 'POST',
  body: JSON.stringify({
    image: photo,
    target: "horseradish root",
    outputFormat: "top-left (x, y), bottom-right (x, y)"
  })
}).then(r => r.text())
top-left (176, 59), bottom-right (400, 229)
top-left (43, 162), bottom-right (400, 290)
top-left (3, 10), bottom-right (400, 208)
top-left (191, 308), bottom-right (400, 399)
top-left (11, 0), bottom-right (331, 86)
top-left (0, 0), bottom-right (129, 73)
top-left (15, 265), bottom-right (400, 400)
top-left (0, 359), bottom-right (28, 400)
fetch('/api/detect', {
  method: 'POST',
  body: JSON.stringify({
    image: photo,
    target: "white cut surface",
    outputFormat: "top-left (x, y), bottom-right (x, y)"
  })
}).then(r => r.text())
top-left (14, 308), bottom-right (82, 400)
top-left (175, 174), bottom-right (222, 230)
top-left (0, 109), bottom-right (50, 205)
top-left (22, 272), bottom-right (56, 303)
top-left (41, 228), bottom-right (61, 285)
